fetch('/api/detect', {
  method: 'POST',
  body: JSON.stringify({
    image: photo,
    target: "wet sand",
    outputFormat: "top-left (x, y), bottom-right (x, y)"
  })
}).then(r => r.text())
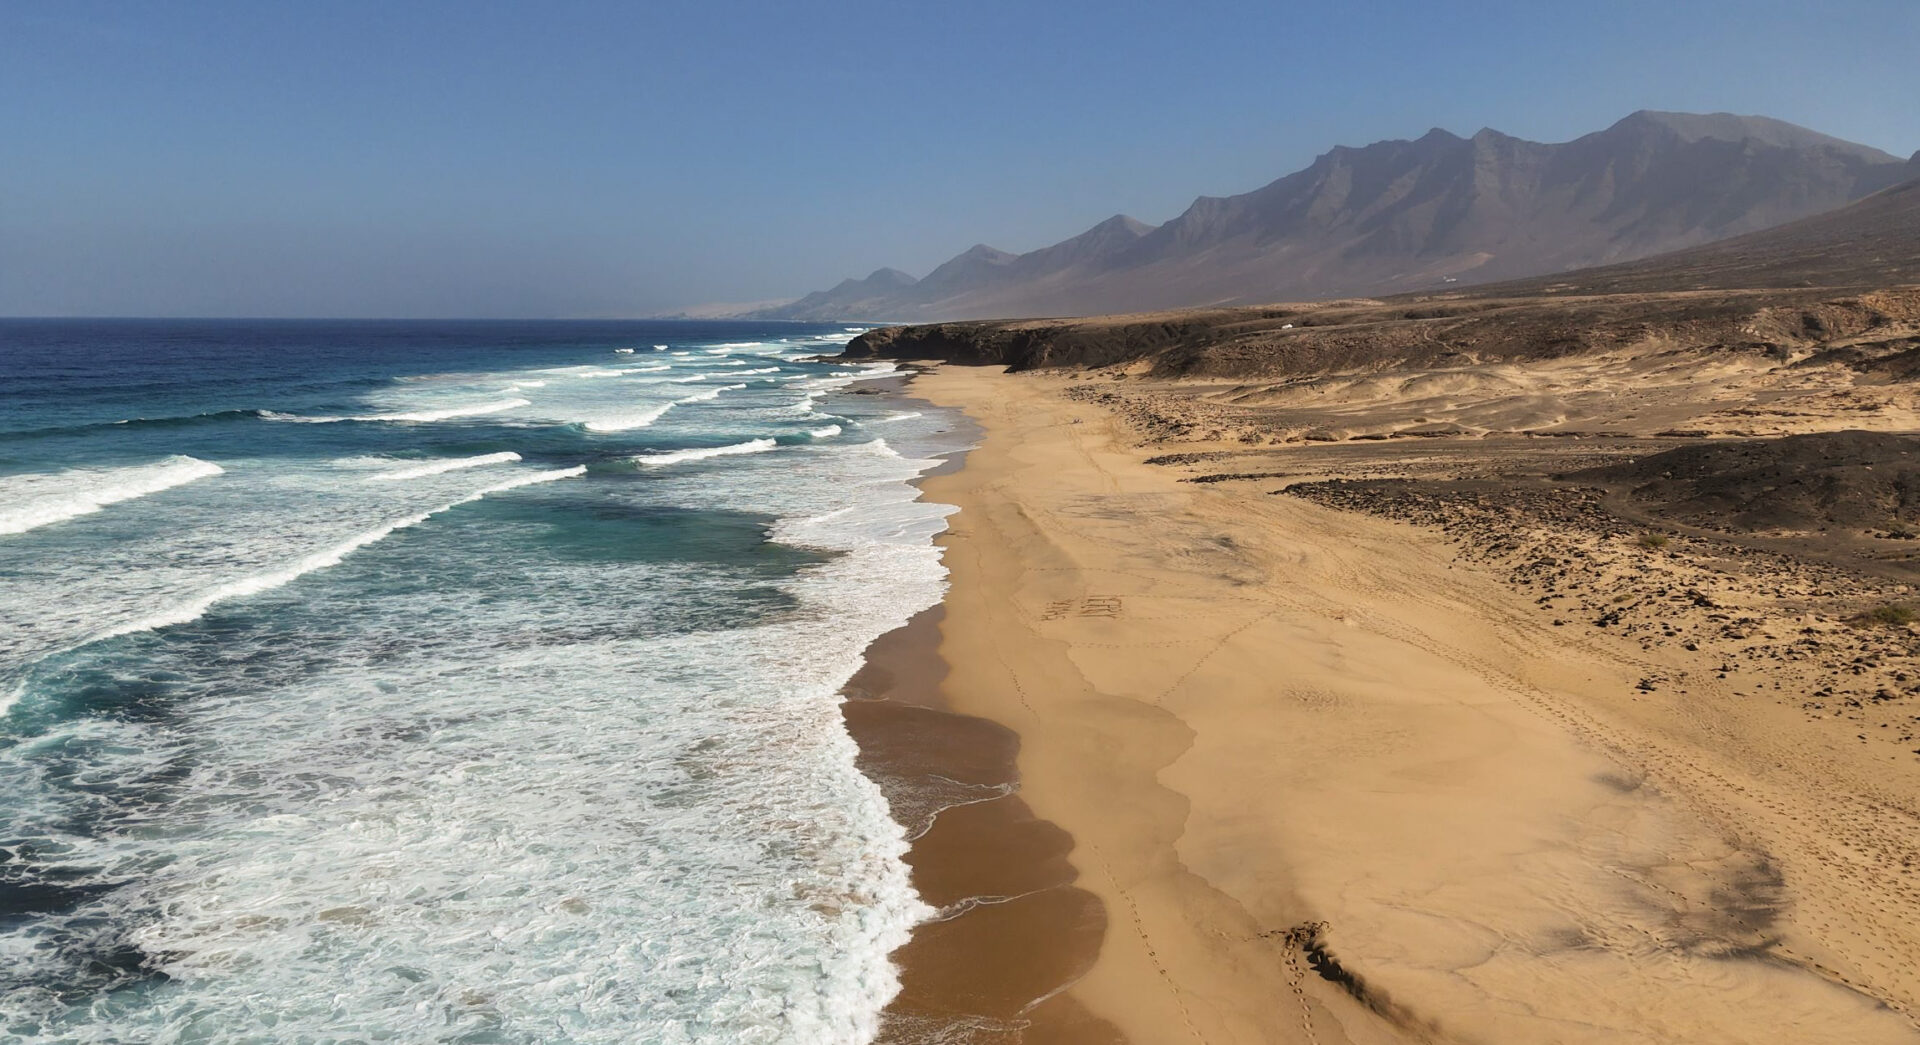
top-left (842, 609), bottom-right (1122, 1044)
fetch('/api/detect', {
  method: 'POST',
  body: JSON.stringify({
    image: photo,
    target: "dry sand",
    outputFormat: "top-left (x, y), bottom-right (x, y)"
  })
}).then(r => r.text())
top-left (904, 364), bottom-right (1920, 1044)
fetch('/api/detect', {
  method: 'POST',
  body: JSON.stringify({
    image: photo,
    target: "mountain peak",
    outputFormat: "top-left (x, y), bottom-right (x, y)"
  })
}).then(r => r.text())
top-left (1612, 110), bottom-right (1899, 162)
top-left (912, 243), bottom-right (1020, 294)
top-left (1088, 213), bottom-right (1153, 236)
top-left (1320, 127), bottom-right (1460, 164)
top-left (864, 267), bottom-right (917, 287)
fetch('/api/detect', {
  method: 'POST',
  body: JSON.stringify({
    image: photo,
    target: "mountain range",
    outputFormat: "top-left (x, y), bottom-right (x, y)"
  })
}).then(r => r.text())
top-left (744, 111), bottom-right (1917, 322)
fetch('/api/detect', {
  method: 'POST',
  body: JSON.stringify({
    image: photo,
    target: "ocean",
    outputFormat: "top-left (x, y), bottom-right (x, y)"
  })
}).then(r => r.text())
top-left (0, 320), bottom-right (960, 1043)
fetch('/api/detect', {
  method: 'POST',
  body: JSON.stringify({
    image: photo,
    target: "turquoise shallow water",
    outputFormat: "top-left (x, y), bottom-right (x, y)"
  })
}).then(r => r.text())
top-left (0, 320), bottom-right (961, 1043)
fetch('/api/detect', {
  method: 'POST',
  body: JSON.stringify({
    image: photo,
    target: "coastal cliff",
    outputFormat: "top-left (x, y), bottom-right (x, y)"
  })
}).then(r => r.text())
top-left (842, 317), bottom-right (1272, 372)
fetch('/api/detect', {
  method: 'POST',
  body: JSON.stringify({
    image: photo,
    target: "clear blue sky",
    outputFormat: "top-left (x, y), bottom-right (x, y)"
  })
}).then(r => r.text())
top-left (4, 0), bottom-right (1917, 318)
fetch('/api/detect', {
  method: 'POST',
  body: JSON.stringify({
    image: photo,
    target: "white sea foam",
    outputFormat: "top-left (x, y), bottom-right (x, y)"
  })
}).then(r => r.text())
top-left (871, 411), bottom-right (923, 424)
top-left (85, 466), bottom-right (584, 645)
top-left (363, 397), bottom-right (531, 422)
top-left (0, 677), bottom-right (27, 719)
top-left (0, 346), bottom-right (968, 1042)
top-left (0, 456), bottom-right (224, 536)
top-left (733, 367), bottom-right (781, 375)
top-left (633, 439), bottom-right (777, 468)
top-left (369, 452), bottom-right (523, 481)
top-left (626, 364), bottom-right (671, 373)
top-left (266, 398), bottom-right (530, 424)
top-left (806, 425), bottom-right (842, 439)
top-left (258, 410), bottom-right (346, 423)
top-left (676, 383), bottom-right (746, 404)
top-left (613, 347), bottom-right (635, 354)
top-left (537, 366), bottom-right (624, 378)
top-left (1, 462), bottom-right (946, 1036)
top-left (653, 343), bottom-right (669, 349)
top-left (584, 402), bottom-right (676, 432)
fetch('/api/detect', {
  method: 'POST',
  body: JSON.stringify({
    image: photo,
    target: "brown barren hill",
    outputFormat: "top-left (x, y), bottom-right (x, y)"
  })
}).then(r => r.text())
top-left (1482, 175), bottom-right (1920, 295)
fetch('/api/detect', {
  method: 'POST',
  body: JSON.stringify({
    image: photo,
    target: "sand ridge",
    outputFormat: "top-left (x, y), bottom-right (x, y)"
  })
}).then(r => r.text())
top-left (912, 364), bottom-right (1920, 1044)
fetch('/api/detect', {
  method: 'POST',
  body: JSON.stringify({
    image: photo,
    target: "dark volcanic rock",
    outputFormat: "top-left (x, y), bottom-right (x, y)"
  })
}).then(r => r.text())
top-left (836, 285), bottom-right (1920, 379)
top-left (842, 318), bottom-right (1244, 372)
top-left (1576, 432), bottom-right (1920, 532)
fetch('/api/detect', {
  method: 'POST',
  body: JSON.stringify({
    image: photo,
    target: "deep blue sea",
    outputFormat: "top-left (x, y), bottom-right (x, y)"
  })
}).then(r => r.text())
top-left (0, 320), bottom-right (960, 1043)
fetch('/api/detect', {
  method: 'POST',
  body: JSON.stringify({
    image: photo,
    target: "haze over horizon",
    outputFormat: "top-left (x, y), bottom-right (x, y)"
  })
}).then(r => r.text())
top-left (5, 0), bottom-right (1919, 319)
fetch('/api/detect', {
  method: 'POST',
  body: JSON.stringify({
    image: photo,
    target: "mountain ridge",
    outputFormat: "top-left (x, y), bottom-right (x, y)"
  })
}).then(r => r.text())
top-left (750, 111), bottom-right (1912, 321)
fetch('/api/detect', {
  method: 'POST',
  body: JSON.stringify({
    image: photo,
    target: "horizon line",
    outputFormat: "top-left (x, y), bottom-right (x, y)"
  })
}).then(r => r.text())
top-left (0, 315), bottom-right (839, 324)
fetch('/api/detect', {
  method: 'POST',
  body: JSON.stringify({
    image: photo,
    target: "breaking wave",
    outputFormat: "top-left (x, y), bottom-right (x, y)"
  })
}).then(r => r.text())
top-left (584, 402), bottom-right (676, 432)
top-left (633, 439), bottom-right (778, 468)
top-left (81, 467), bottom-right (586, 647)
top-left (369, 452), bottom-right (523, 481)
top-left (0, 456), bottom-right (225, 536)
top-left (265, 398), bottom-right (531, 424)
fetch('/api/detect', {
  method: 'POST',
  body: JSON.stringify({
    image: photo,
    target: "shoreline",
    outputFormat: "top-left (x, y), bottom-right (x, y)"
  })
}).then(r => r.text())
top-left (840, 375), bottom-right (1120, 1043)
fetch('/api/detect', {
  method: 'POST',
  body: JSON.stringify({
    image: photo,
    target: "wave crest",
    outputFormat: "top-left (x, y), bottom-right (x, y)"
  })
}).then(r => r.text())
top-left (633, 439), bottom-right (777, 468)
top-left (584, 403), bottom-right (676, 432)
top-left (85, 466), bottom-right (586, 645)
top-left (369, 452), bottom-right (523, 481)
top-left (0, 456), bottom-right (225, 536)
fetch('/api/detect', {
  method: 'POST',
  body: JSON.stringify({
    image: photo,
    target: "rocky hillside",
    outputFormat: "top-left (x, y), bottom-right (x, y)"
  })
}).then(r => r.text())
top-left (1474, 175), bottom-right (1920, 296)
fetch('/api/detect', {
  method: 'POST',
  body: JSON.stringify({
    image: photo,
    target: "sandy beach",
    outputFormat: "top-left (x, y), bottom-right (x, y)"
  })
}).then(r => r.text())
top-left (887, 363), bottom-right (1920, 1044)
